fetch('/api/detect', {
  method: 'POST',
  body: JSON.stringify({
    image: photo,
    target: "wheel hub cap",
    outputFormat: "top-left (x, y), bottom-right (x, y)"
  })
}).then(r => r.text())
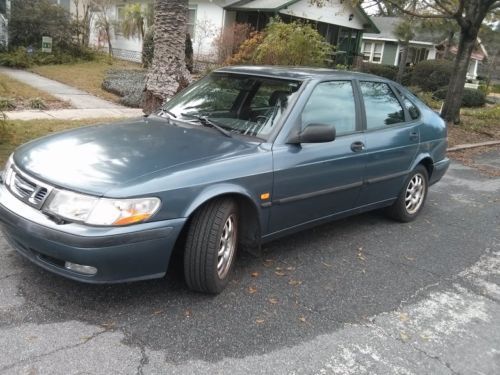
top-left (217, 214), bottom-right (236, 279)
top-left (405, 173), bottom-right (425, 215)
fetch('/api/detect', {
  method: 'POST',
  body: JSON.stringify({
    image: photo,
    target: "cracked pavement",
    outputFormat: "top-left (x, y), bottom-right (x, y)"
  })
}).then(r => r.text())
top-left (0, 156), bottom-right (499, 374)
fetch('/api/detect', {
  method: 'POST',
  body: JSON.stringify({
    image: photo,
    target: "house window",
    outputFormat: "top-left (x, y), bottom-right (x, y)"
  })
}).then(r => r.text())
top-left (187, 7), bottom-right (196, 38)
top-left (362, 42), bottom-right (384, 64)
top-left (116, 5), bottom-right (126, 21)
top-left (57, 0), bottom-right (70, 11)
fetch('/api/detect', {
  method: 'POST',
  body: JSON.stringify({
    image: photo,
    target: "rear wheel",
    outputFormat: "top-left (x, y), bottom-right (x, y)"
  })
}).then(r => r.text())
top-left (386, 165), bottom-right (428, 222)
top-left (184, 198), bottom-right (238, 294)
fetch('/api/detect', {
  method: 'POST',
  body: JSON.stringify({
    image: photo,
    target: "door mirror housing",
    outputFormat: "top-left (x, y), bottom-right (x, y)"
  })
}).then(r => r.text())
top-left (287, 124), bottom-right (336, 144)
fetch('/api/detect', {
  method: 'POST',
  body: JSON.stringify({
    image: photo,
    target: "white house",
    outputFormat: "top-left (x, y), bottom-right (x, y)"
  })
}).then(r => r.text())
top-left (362, 16), bottom-right (487, 80)
top-left (89, 0), bottom-right (378, 64)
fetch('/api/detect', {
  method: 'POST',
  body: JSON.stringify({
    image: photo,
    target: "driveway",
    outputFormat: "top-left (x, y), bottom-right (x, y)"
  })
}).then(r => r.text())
top-left (0, 155), bottom-right (499, 374)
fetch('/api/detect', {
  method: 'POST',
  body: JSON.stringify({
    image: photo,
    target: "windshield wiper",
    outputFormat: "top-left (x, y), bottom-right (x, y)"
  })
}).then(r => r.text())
top-left (158, 108), bottom-right (177, 118)
top-left (181, 113), bottom-right (232, 138)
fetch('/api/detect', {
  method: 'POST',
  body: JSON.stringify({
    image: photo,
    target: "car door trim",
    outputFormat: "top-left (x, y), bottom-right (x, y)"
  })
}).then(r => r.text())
top-left (271, 181), bottom-right (363, 206)
top-left (365, 170), bottom-right (409, 184)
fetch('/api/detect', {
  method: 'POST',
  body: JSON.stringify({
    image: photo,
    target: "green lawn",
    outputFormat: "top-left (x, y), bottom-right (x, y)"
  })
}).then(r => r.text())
top-left (30, 59), bottom-right (143, 103)
top-left (0, 118), bottom-right (119, 166)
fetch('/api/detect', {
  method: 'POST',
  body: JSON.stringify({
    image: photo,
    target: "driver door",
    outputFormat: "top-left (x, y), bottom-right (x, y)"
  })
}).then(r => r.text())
top-left (268, 81), bottom-right (366, 234)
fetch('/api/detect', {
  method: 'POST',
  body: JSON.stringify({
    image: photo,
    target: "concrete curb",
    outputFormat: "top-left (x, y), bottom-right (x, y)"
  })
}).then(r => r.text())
top-left (448, 140), bottom-right (500, 152)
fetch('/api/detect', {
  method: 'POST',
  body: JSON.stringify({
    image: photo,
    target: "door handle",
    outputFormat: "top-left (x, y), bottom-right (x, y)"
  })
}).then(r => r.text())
top-left (409, 131), bottom-right (419, 141)
top-left (351, 141), bottom-right (365, 153)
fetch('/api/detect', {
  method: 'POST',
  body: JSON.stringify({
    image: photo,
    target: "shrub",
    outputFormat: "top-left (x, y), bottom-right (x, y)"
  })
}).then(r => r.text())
top-left (433, 87), bottom-right (486, 107)
top-left (142, 27), bottom-right (154, 68)
top-left (0, 45), bottom-right (98, 68)
top-left (9, 0), bottom-right (72, 49)
top-left (411, 59), bottom-right (453, 92)
top-left (102, 69), bottom-right (146, 108)
top-left (228, 18), bottom-right (332, 67)
top-left (358, 63), bottom-right (398, 80)
top-left (213, 23), bottom-right (253, 64)
top-left (185, 33), bottom-right (194, 73)
top-left (0, 97), bottom-right (16, 111)
top-left (226, 31), bottom-right (265, 65)
top-left (29, 98), bottom-right (47, 110)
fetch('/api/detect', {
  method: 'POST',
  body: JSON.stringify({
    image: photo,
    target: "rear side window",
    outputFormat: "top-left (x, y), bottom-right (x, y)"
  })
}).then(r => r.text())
top-left (360, 82), bottom-right (405, 129)
top-left (301, 81), bottom-right (356, 135)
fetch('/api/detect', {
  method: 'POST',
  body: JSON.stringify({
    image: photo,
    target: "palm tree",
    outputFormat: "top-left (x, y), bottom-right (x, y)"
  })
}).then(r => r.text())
top-left (143, 0), bottom-right (191, 114)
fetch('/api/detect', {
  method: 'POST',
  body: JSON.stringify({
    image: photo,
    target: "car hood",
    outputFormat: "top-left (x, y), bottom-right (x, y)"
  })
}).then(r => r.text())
top-left (14, 117), bottom-right (257, 196)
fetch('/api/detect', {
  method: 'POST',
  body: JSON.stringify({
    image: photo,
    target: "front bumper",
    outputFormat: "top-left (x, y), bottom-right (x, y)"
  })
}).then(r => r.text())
top-left (429, 157), bottom-right (450, 186)
top-left (0, 184), bottom-right (186, 283)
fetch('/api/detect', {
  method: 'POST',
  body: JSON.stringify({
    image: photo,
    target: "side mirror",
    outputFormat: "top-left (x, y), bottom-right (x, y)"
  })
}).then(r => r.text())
top-left (287, 124), bottom-right (336, 144)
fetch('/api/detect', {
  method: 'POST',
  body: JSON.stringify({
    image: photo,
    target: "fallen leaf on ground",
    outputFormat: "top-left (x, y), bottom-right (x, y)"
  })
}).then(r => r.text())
top-left (250, 271), bottom-right (260, 277)
top-left (152, 310), bottom-right (163, 315)
top-left (263, 259), bottom-right (274, 267)
top-left (286, 266), bottom-right (295, 271)
top-left (247, 286), bottom-right (257, 294)
top-left (184, 309), bottom-right (192, 318)
top-left (275, 267), bottom-right (283, 271)
top-left (399, 331), bottom-right (410, 342)
top-left (321, 262), bottom-right (333, 267)
top-left (288, 279), bottom-right (303, 286)
top-left (298, 316), bottom-right (307, 323)
top-left (268, 298), bottom-right (279, 304)
top-left (404, 256), bottom-right (415, 261)
top-left (255, 319), bottom-right (265, 324)
top-left (399, 313), bottom-right (409, 322)
top-left (357, 253), bottom-right (366, 261)
top-left (275, 271), bottom-right (286, 276)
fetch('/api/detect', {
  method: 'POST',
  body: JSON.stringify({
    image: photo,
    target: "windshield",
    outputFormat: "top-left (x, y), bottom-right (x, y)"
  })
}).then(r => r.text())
top-left (163, 73), bottom-right (302, 140)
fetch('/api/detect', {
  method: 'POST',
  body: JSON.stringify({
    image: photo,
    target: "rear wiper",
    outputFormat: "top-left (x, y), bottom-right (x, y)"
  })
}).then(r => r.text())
top-left (181, 113), bottom-right (232, 138)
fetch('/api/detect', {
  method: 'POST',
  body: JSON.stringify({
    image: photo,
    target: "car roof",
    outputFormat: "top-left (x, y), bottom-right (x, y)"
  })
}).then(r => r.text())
top-left (214, 65), bottom-right (384, 81)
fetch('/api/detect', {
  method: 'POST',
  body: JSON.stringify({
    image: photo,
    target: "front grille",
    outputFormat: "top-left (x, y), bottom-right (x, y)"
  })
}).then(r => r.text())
top-left (4, 165), bottom-right (54, 209)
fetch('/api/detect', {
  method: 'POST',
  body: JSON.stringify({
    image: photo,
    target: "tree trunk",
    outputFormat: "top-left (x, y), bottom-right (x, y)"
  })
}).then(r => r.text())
top-left (143, 0), bottom-right (191, 114)
top-left (443, 31), bottom-right (454, 59)
top-left (396, 41), bottom-right (409, 83)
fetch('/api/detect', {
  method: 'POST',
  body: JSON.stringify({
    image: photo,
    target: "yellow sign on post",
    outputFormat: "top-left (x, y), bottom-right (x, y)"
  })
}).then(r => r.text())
top-left (41, 36), bottom-right (52, 53)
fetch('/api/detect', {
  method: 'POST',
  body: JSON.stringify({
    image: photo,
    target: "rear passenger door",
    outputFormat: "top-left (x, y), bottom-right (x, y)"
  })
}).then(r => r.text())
top-left (356, 81), bottom-right (420, 206)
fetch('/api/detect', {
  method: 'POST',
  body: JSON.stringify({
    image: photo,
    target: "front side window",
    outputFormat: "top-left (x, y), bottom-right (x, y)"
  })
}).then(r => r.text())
top-left (187, 7), bottom-right (196, 37)
top-left (360, 82), bottom-right (405, 129)
top-left (164, 74), bottom-right (302, 140)
top-left (301, 81), bottom-right (356, 135)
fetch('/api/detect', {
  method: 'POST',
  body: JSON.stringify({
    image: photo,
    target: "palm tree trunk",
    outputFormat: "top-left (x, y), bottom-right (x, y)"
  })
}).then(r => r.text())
top-left (143, 0), bottom-right (191, 114)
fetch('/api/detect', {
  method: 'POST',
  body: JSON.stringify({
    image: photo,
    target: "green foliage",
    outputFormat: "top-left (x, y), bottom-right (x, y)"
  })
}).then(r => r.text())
top-left (411, 59), bottom-right (454, 92)
top-left (253, 19), bottom-right (332, 66)
top-left (0, 46), bottom-right (99, 68)
top-left (358, 63), bottom-right (398, 80)
top-left (120, 3), bottom-right (147, 40)
top-left (142, 27), bottom-right (154, 68)
top-left (228, 18), bottom-right (331, 67)
top-left (433, 87), bottom-right (486, 107)
top-left (29, 98), bottom-right (48, 110)
top-left (185, 34), bottom-right (194, 73)
top-left (9, 0), bottom-right (72, 49)
top-left (0, 97), bottom-right (16, 111)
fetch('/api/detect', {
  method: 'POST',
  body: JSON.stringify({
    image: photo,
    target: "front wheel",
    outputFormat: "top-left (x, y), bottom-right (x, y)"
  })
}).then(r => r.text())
top-left (184, 198), bottom-right (238, 294)
top-left (386, 165), bottom-right (429, 222)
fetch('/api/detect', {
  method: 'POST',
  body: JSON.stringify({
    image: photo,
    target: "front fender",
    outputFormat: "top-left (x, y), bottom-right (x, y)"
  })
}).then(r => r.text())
top-left (182, 183), bottom-right (261, 218)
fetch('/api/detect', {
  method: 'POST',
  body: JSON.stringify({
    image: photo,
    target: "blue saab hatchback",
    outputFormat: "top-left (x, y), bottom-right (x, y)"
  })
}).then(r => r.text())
top-left (0, 66), bottom-right (449, 293)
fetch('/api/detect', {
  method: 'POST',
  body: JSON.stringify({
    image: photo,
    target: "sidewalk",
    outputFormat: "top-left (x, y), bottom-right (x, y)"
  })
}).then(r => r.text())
top-left (1, 67), bottom-right (144, 120)
top-left (4, 108), bottom-right (143, 121)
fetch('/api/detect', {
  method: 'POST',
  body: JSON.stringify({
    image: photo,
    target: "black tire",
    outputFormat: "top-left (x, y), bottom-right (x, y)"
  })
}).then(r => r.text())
top-left (184, 198), bottom-right (238, 294)
top-left (386, 165), bottom-right (429, 223)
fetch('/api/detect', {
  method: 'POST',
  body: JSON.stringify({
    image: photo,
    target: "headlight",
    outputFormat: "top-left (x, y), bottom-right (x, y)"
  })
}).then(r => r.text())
top-left (46, 190), bottom-right (161, 226)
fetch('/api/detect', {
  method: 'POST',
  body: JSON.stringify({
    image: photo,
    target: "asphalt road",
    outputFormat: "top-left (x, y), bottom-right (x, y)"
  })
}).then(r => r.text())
top-left (0, 154), bottom-right (499, 374)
